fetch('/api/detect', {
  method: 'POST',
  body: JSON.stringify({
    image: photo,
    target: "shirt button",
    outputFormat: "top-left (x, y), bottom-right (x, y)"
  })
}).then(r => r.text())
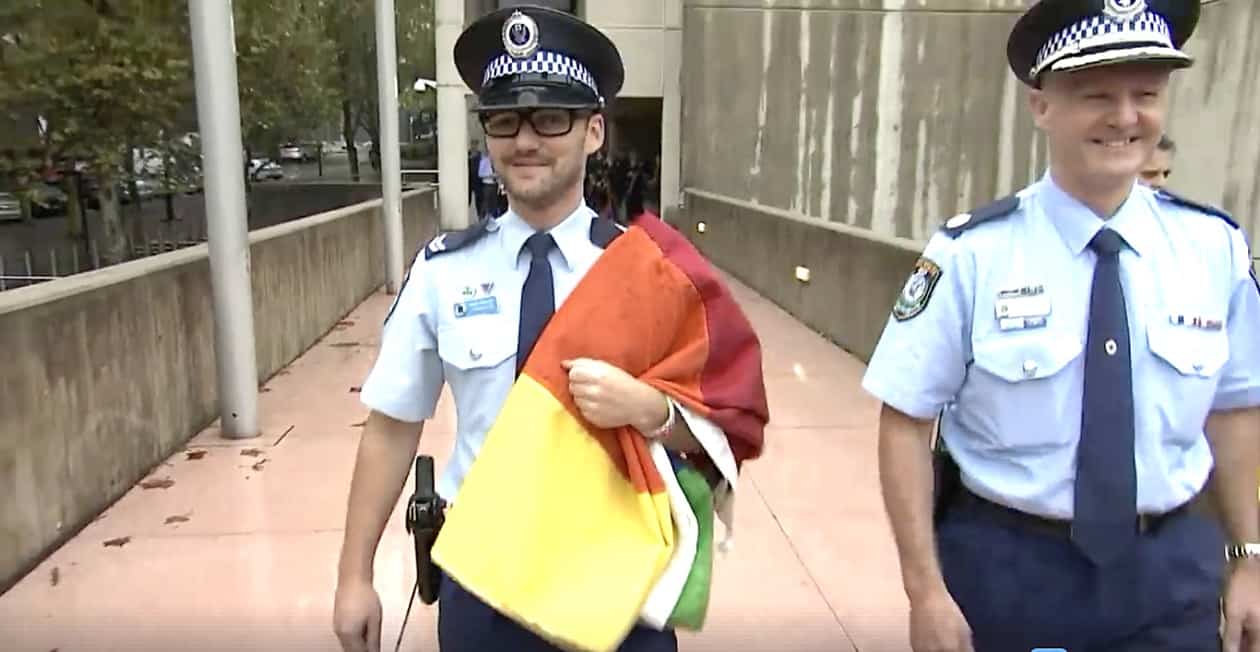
top-left (1023, 360), bottom-right (1038, 378)
top-left (1105, 339), bottom-right (1117, 356)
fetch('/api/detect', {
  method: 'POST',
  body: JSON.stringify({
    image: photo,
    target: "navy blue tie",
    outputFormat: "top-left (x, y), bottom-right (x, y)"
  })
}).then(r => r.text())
top-left (1073, 227), bottom-right (1137, 566)
top-left (516, 232), bottom-right (556, 376)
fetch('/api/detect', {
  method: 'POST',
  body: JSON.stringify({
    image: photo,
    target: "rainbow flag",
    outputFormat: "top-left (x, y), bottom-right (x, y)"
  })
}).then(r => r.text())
top-left (431, 213), bottom-right (769, 652)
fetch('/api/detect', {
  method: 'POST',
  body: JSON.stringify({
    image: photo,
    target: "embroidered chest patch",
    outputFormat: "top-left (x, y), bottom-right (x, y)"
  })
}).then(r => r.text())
top-left (893, 257), bottom-right (942, 322)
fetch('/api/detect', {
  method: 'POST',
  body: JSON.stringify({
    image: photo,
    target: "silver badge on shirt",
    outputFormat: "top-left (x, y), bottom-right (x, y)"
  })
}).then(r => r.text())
top-left (995, 284), bottom-right (1051, 331)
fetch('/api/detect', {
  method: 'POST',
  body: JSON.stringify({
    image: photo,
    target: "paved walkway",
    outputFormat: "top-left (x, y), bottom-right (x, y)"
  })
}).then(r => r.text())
top-left (0, 277), bottom-right (908, 651)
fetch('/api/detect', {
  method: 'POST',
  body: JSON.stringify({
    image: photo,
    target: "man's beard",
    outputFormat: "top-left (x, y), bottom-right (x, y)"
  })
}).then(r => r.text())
top-left (502, 155), bottom-right (583, 211)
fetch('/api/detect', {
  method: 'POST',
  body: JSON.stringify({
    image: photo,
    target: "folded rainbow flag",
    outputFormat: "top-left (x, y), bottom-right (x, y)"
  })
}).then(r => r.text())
top-left (430, 213), bottom-right (769, 652)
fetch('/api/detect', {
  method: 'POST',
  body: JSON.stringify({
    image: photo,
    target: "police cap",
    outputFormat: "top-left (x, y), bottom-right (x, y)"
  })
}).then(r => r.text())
top-left (1007, 0), bottom-right (1201, 87)
top-left (454, 5), bottom-right (625, 111)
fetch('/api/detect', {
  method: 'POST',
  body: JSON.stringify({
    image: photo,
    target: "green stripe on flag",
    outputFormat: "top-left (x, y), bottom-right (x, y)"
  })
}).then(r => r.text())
top-left (667, 463), bottom-right (714, 630)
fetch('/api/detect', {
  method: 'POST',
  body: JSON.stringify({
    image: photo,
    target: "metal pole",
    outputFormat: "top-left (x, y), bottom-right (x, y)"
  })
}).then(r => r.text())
top-left (660, 21), bottom-right (684, 220)
top-left (375, 0), bottom-right (405, 293)
top-left (189, 0), bottom-right (259, 439)
top-left (436, 0), bottom-right (469, 230)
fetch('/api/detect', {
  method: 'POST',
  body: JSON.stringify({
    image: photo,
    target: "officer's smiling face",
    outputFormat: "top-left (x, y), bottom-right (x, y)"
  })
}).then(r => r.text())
top-left (484, 108), bottom-right (605, 220)
top-left (1028, 62), bottom-right (1172, 191)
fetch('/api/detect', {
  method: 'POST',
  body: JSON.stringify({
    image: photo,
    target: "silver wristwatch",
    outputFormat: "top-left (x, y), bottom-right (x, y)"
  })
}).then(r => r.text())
top-left (1225, 543), bottom-right (1260, 562)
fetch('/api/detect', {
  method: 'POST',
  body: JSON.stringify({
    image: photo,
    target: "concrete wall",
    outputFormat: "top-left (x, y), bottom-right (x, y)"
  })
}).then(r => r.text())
top-left (676, 189), bottom-right (920, 359)
top-left (681, 0), bottom-right (1256, 242)
top-left (582, 0), bottom-right (680, 99)
top-left (0, 189), bottom-right (438, 592)
top-left (1165, 0), bottom-right (1260, 235)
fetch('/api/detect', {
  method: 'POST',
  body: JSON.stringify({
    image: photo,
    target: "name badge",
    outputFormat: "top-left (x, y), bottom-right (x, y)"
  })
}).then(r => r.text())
top-left (454, 296), bottom-right (499, 318)
top-left (995, 285), bottom-right (1050, 331)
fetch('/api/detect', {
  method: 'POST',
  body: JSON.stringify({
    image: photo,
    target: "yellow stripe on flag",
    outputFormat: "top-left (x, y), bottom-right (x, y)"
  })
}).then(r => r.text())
top-left (432, 373), bottom-right (675, 652)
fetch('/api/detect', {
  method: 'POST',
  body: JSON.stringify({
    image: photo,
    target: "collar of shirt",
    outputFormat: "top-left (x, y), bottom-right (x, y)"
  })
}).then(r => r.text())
top-left (498, 202), bottom-right (595, 273)
top-left (1038, 171), bottom-right (1153, 258)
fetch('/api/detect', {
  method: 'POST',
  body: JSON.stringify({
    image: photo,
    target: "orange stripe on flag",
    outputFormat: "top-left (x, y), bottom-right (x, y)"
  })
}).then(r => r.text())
top-left (522, 227), bottom-right (710, 492)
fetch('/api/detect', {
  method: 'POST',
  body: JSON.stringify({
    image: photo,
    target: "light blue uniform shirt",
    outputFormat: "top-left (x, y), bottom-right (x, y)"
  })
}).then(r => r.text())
top-left (862, 172), bottom-right (1260, 519)
top-left (359, 203), bottom-right (610, 501)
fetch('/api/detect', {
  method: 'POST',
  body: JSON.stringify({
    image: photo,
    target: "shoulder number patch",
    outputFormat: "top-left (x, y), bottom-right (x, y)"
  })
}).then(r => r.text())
top-left (893, 257), bottom-right (942, 322)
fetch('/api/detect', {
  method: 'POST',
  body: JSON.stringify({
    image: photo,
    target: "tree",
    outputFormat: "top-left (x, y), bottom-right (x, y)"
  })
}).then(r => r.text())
top-left (0, 0), bottom-right (192, 264)
top-left (324, 0), bottom-right (435, 180)
top-left (0, 0), bottom-right (344, 264)
top-left (234, 0), bottom-right (339, 166)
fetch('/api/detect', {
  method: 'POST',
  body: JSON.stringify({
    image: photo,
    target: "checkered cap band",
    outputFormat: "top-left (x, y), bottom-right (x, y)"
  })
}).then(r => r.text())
top-left (1033, 11), bottom-right (1173, 77)
top-left (482, 50), bottom-right (599, 96)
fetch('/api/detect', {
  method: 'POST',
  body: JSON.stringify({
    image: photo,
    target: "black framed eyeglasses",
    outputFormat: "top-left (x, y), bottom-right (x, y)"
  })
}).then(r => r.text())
top-left (479, 108), bottom-right (590, 138)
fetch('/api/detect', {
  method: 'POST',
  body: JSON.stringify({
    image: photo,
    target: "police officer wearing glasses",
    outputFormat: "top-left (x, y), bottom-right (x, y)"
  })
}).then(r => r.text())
top-left (333, 6), bottom-right (688, 652)
top-left (862, 1), bottom-right (1260, 650)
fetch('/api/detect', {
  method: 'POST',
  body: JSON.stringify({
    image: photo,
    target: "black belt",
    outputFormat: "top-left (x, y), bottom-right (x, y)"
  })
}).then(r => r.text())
top-left (954, 488), bottom-right (1193, 540)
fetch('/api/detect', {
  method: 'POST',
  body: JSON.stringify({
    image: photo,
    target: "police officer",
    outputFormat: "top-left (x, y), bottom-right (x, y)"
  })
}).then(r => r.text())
top-left (1139, 134), bottom-right (1176, 190)
top-left (861, 1), bottom-right (1260, 650)
top-left (332, 6), bottom-right (714, 652)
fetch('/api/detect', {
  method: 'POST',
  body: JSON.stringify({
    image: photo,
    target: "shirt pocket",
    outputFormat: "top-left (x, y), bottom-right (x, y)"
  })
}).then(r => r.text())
top-left (436, 319), bottom-right (516, 371)
top-left (1146, 320), bottom-right (1229, 379)
top-left (1145, 320), bottom-right (1228, 443)
top-left (961, 331), bottom-right (1085, 449)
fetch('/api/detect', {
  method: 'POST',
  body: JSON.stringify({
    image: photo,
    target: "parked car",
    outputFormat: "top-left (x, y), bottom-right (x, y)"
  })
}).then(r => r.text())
top-left (249, 158), bottom-right (284, 181)
top-left (278, 144), bottom-right (305, 162)
top-left (0, 192), bottom-right (21, 222)
top-left (30, 183), bottom-right (68, 217)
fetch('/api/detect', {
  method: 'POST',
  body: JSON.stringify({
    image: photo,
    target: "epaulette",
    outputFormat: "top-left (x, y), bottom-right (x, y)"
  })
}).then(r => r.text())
top-left (423, 218), bottom-right (492, 259)
top-left (1155, 189), bottom-right (1239, 229)
top-left (940, 195), bottom-right (1020, 239)
top-left (589, 215), bottom-right (625, 249)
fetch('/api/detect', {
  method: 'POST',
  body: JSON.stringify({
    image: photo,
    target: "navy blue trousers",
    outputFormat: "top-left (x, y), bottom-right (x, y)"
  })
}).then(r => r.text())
top-left (938, 496), bottom-right (1224, 652)
top-left (436, 571), bottom-right (678, 652)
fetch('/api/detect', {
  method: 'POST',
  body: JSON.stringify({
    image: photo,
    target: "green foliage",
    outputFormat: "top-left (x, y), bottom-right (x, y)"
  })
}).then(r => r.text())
top-left (235, 0), bottom-right (339, 156)
top-left (324, 0), bottom-right (436, 143)
top-left (0, 0), bottom-right (438, 187)
top-left (0, 0), bottom-right (192, 182)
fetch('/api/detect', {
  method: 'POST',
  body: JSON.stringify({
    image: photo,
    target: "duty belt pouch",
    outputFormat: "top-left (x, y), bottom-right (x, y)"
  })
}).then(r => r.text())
top-left (931, 416), bottom-right (961, 526)
top-left (404, 455), bottom-right (446, 605)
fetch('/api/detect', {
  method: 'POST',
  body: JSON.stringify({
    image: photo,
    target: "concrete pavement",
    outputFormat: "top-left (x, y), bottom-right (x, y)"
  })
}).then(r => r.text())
top-left (0, 276), bottom-right (908, 651)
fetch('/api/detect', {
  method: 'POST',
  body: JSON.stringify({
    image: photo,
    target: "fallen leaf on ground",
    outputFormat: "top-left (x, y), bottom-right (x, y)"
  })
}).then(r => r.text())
top-left (240, 448), bottom-right (263, 457)
top-left (140, 477), bottom-right (175, 490)
top-left (103, 536), bottom-right (131, 548)
top-left (164, 515), bottom-right (190, 525)
top-left (185, 450), bottom-right (207, 460)
top-left (50, 567), bottom-right (59, 586)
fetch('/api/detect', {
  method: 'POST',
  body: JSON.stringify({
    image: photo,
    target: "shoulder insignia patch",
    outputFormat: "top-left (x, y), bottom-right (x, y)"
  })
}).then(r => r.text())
top-left (424, 218), bottom-right (492, 260)
top-left (1155, 189), bottom-right (1239, 229)
top-left (892, 257), bottom-right (943, 322)
top-left (941, 195), bottom-right (1019, 239)
top-left (589, 215), bottom-right (624, 249)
